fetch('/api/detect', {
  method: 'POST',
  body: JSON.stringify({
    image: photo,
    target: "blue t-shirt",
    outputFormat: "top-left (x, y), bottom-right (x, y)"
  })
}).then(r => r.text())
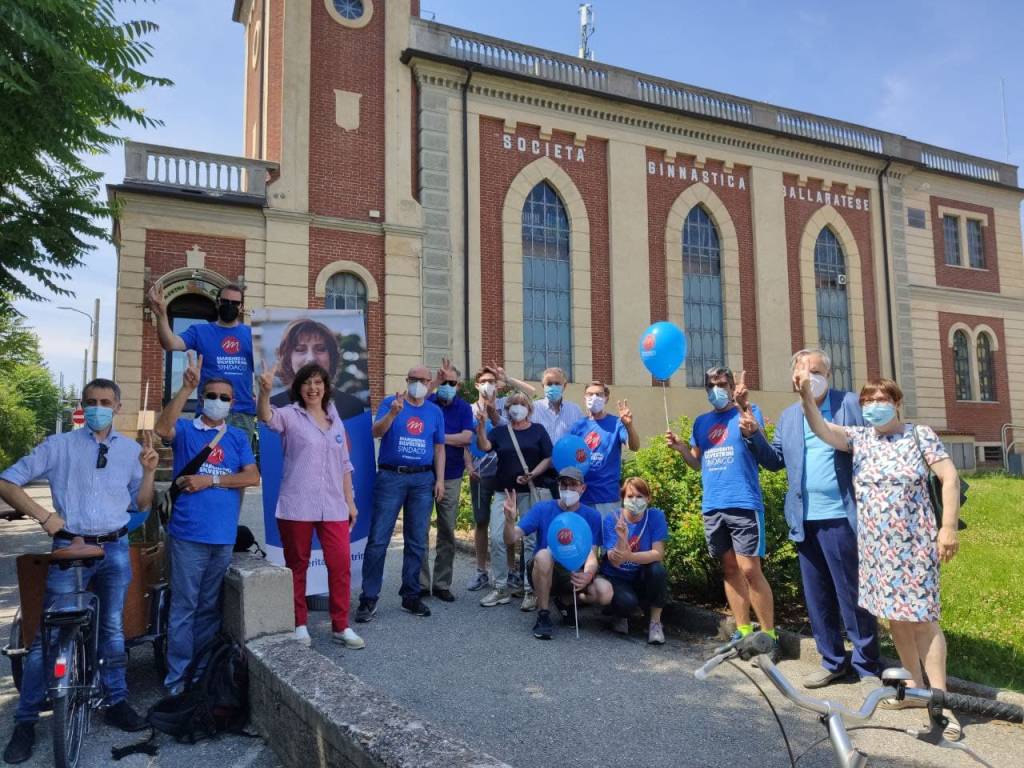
top-left (170, 418), bottom-right (255, 545)
top-left (179, 323), bottom-right (255, 415)
top-left (802, 397), bottom-right (846, 521)
top-left (690, 404), bottom-right (764, 514)
top-left (569, 415), bottom-right (628, 505)
top-left (375, 396), bottom-right (446, 467)
top-left (428, 394), bottom-right (474, 480)
top-left (600, 507), bottom-right (669, 581)
top-left (518, 499), bottom-right (602, 554)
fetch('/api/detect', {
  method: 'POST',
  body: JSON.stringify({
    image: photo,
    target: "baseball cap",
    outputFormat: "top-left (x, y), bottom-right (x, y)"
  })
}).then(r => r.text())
top-left (557, 467), bottom-right (585, 483)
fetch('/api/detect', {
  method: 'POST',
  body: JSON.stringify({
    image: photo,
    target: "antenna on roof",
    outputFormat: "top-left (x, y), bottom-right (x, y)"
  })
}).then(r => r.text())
top-left (578, 4), bottom-right (595, 61)
top-left (1000, 77), bottom-right (1011, 161)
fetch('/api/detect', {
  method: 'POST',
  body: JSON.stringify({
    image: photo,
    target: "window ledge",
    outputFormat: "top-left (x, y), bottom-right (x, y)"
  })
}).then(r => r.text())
top-left (954, 398), bottom-right (999, 404)
top-left (942, 263), bottom-right (989, 272)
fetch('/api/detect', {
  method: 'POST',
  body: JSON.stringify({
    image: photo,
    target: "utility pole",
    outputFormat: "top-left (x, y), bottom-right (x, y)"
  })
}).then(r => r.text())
top-left (91, 297), bottom-right (100, 380)
top-left (81, 348), bottom-right (88, 395)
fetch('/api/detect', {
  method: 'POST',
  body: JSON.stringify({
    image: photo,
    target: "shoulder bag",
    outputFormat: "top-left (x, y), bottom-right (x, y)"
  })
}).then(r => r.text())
top-left (507, 424), bottom-right (545, 508)
top-left (911, 426), bottom-right (967, 531)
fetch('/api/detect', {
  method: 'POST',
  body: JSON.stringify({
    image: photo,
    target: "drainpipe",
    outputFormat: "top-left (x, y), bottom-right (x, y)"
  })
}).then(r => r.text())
top-left (461, 67), bottom-right (474, 377)
top-left (876, 158), bottom-right (896, 377)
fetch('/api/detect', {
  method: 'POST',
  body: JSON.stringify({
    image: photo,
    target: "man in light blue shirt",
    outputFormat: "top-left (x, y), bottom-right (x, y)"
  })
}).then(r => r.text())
top-left (1, 378), bottom-right (158, 763)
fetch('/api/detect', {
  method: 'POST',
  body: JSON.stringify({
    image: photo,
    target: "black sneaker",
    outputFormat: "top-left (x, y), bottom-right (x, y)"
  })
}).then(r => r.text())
top-left (401, 597), bottom-right (431, 617)
top-left (552, 595), bottom-right (576, 625)
top-left (103, 700), bottom-right (147, 732)
top-left (354, 598), bottom-right (378, 623)
top-left (533, 609), bottom-right (554, 640)
top-left (2, 722), bottom-right (34, 764)
top-left (431, 588), bottom-right (455, 602)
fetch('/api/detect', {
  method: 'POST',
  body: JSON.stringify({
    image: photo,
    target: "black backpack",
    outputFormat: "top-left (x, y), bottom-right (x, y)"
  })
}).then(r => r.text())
top-left (112, 634), bottom-right (254, 759)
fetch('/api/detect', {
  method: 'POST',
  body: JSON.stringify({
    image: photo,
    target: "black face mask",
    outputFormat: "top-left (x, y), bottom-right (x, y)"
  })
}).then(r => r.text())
top-left (217, 302), bottom-right (240, 323)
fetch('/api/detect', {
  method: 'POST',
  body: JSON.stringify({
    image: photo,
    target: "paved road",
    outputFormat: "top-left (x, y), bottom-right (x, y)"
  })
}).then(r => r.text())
top-left (0, 486), bottom-right (281, 768)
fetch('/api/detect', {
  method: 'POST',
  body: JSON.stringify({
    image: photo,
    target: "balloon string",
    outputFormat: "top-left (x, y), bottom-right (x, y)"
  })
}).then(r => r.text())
top-left (661, 380), bottom-right (671, 432)
top-left (573, 587), bottom-right (579, 640)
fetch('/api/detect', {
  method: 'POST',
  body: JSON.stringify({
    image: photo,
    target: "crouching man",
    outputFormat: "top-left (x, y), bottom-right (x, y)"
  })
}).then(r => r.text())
top-left (154, 352), bottom-right (259, 695)
top-left (502, 467), bottom-right (605, 640)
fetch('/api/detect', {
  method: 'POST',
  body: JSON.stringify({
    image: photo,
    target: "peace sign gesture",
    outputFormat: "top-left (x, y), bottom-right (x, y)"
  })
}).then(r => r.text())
top-left (734, 370), bottom-right (750, 413)
top-left (617, 399), bottom-right (633, 427)
top-left (146, 282), bottom-right (166, 317)
top-left (139, 431), bottom-right (159, 472)
top-left (258, 360), bottom-right (279, 393)
top-left (502, 489), bottom-right (518, 524)
top-left (182, 351), bottom-right (203, 391)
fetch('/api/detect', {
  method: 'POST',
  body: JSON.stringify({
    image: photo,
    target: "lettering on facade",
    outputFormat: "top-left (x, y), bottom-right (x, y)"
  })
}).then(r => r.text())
top-left (647, 161), bottom-right (747, 191)
top-left (783, 185), bottom-right (869, 212)
top-left (502, 133), bottom-right (586, 162)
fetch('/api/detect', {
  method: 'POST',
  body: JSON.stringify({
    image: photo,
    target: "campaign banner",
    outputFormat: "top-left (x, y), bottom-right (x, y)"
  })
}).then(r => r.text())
top-left (251, 308), bottom-right (375, 593)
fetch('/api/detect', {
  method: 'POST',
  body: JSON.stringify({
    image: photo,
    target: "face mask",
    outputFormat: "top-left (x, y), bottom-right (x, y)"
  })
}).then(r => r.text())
top-left (508, 404), bottom-right (529, 422)
top-left (544, 384), bottom-right (563, 403)
top-left (84, 406), bottom-right (114, 431)
top-left (436, 384), bottom-right (457, 402)
top-left (559, 489), bottom-right (581, 508)
top-left (217, 302), bottom-right (240, 323)
top-left (809, 373), bottom-right (829, 400)
top-left (623, 497), bottom-right (648, 516)
top-left (407, 381), bottom-right (428, 400)
top-left (203, 398), bottom-right (232, 422)
top-left (707, 386), bottom-right (731, 410)
top-left (862, 402), bottom-right (897, 428)
top-left (478, 382), bottom-right (496, 399)
top-left (585, 395), bottom-right (605, 414)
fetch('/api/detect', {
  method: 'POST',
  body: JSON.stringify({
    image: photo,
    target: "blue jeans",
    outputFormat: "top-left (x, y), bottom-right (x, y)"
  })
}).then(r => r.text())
top-left (165, 536), bottom-right (233, 690)
top-left (360, 469), bottom-right (434, 601)
top-left (16, 538), bottom-right (132, 723)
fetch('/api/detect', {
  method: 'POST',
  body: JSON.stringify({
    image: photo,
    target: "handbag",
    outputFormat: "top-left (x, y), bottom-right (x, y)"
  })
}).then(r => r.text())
top-left (911, 426), bottom-right (968, 531)
top-left (506, 424), bottom-right (544, 508)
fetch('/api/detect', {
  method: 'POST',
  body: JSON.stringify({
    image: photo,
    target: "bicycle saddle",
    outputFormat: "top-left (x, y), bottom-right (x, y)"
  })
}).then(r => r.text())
top-left (50, 536), bottom-right (105, 563)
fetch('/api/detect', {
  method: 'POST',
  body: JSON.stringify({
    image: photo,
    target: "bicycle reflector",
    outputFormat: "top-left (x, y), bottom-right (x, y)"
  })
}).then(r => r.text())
top-left (54, 656), bottom-right (67, 678)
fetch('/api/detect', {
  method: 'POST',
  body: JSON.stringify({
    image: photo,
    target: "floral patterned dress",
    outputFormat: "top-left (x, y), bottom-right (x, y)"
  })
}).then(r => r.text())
top-left (842, 424), bottom-right (949, 622)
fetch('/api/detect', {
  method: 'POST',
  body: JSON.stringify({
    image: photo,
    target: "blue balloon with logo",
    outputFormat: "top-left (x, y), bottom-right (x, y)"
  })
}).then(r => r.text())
top-left (547, 512), bottom-right (593, 572)
top-left (551, 435), bottom-right (591, 475)
top-left (638, 321), bottom-right (687, 380)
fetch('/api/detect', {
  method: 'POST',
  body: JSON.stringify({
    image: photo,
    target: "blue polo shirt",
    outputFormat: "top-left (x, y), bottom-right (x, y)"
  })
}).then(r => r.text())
top-left (802, 397), bottom-right (846, 521)
top-left (180, 322), bottom-right (255, 415)
top-left (569, 415), bottom-right (629, 505)
top-left (170, 417), bottom-right (255, 545)
top-left (517, 499), bottom-right (602, 553)
top-left (691, 404), bottom-right (765, 514)
top-left (428, 394), bottom-right (474, 480)
top-left (375, 396), bottom-right (446, 467)
top-left (600, 507), bottom-right (669, 581)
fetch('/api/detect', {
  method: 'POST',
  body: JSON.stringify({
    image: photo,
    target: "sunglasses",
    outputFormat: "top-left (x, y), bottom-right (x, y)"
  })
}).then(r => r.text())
top-left (441, 379), bottom-right (459, 387)
top-left (204, 393), bottom-right (232, 402)
top-left (218, 298), bottom-right (242, 307)
top-left (96, 443), bottom-right (108, 470)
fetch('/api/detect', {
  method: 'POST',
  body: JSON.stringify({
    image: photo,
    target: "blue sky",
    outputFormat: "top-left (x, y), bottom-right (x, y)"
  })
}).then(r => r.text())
top-left (18, 0), bottom-right (1024, 392)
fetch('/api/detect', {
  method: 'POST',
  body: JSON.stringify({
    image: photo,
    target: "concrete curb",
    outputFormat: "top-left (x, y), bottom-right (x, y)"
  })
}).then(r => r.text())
top-left (452, 532), bottom-right (1024, 707)
top-left (247, 633), bottom-right (512, 768)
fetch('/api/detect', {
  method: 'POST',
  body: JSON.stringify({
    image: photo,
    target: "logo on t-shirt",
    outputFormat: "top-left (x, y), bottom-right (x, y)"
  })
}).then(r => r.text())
top-left (628, 533), bottom-right (641, 551)
top-left (708, 423), bottom-right (729, 446)
top-left (221, 336), bottom-right (241, 355)
top-left (575, 448), bottom-right (588, 463)
top-left (207, 446), bottom-right (225, 465)
top-left (406, 417), bottom-right (424, 436)
top-left (336, 434), bottom-right (344, 444)
top-left (642, 333), bottom-right (655, 351)
top-left (584, 431), bottom-right (601, 451)
top-left (556, 527), bottom-right (574, 545)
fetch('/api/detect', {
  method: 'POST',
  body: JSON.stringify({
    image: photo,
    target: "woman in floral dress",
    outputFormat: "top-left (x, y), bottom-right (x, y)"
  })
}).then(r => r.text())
top-left (794, 372), bottom-right (963, 739)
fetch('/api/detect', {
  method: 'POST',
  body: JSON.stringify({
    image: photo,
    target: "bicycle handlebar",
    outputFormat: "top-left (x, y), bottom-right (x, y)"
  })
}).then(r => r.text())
top-left (694, 632), bottom-right (775, 680)
top-left (932, 690), bottom-right (1024, 724)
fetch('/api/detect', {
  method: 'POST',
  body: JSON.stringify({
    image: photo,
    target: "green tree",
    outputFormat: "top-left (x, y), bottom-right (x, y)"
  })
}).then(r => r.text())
top-left (0, 308), bottom-right (41, 375)
top-left (7, 361), bottom-right (63, 434)
top-left (0, 380), bottom-right (38, 469)
top-left (0, 0), bottom-right (170, 315)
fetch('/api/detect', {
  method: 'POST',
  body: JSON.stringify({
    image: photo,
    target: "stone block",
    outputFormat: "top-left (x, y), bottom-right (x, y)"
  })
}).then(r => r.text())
top-left (420, 170), bottom-right (450, 192)
top-left (420, 111), bottom-right (447, 132)
top-left (423, 248), bottom-right (450, 270)
top-left (420, 188), bottom-right (449, 211)
top-left (420, 149), bottom-right (448, 172)
top-left (223, 554), bottom-right (294, 643)
top-left (419, 130), bottom-right (449, 152)
top-left (422, 288), bottom-right (450, 309)
top-left (422, 269), bottom-right (450, 290)
top-left (423, 230), bottom-right (451, 251)
top-left (420, 88), bottom-right (450, 111)
top-left (423, 210), bottom-right (449, 230)
top-left (424, 330), bottom-right (450, 349)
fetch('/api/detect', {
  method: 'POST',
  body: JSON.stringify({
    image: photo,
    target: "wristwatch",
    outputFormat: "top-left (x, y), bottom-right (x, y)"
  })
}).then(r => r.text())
top-left (211, 474), bottom-right (221, 487)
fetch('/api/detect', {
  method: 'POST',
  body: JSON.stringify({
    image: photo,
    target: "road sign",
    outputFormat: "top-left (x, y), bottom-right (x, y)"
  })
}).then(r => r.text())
top-left (71, 407), bottom-right (85, 428)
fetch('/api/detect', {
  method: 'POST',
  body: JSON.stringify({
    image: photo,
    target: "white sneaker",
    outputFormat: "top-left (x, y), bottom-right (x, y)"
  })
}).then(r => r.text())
top-left (480, 586), bottom-right (511, 607)
top-left (520, 593), bottom-right (537, 612)
top-left (332, 627), bottom-right (365, 649)
top-left (294, 625), bottom-right (311, 647)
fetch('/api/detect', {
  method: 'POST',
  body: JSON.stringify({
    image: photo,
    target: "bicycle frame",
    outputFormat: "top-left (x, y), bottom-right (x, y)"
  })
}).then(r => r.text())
top-left (42, 564), bottom-right (100, 702)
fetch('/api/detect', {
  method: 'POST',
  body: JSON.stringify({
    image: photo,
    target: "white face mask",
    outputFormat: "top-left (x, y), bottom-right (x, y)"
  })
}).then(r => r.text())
top-left (585, 395), bottom-right (606, 414)
top-left (559, 489), bottom-right (581, 508)
top-left (203, 398), bottom-right (231, 422)
top-left (809, 373), bottom-right (829, 400)
top-left (478, 382), bottom-right (496, 399)
top-left (408, 381), bottom-right (428, 400)
top-left (623, 497), bottom-right (648, 516)
top-left (508, 404), bottom-right (529, 422)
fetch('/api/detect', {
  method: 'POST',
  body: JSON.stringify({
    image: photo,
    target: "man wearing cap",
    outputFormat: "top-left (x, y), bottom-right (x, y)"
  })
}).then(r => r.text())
top-left (502, 467), bottom-right (604, 640)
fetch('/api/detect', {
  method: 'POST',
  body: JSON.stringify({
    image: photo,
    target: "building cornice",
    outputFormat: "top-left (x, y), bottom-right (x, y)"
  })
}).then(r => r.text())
top-left (909, 283), bottom-right (1024, 313)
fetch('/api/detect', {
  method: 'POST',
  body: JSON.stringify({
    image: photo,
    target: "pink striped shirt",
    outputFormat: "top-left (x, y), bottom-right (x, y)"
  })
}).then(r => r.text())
top-left (265, 402), bottom-right (355, 521)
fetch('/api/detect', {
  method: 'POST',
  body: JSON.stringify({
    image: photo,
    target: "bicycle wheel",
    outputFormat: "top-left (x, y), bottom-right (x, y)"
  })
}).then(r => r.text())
top-left (7, 610), bottom-right (23, 692)
top-left (52, 626), bottom-right (89, 768)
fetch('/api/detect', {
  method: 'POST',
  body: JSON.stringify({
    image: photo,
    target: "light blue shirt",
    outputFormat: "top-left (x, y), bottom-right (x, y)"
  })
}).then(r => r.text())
top-left (531, 398), bottom-right (585, 445)
top-left (801, 397), bottom-right (846, 521)
top-left (1, 427), bottom-right (143, 535)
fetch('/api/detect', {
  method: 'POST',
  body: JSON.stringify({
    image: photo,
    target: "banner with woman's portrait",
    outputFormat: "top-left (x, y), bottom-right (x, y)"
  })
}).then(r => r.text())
top-left (251, 308), bottom-right (375, 592)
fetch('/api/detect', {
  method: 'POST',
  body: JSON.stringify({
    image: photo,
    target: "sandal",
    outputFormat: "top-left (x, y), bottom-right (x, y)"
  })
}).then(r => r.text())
top-left (879, 696), bottom-right (928, 710)
top-left (942, 709), bottom-right (963, 741)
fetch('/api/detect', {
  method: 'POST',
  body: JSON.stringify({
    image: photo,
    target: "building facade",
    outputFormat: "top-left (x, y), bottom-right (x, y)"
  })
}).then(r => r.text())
top-left (110, 0), bottom-right (1024, 467)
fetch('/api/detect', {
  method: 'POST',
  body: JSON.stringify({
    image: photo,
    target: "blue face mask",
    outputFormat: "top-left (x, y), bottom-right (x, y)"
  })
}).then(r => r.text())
top-left (862, 402), bottom-right (897, 428)
top-left (436, 383), bottom-right (457, 402)
top-left (544, 384), bottom-right (563, 403)
top-left (84, 406), bottom-right (114, 431)
top-left (707, 386), bottom-right (731, 410)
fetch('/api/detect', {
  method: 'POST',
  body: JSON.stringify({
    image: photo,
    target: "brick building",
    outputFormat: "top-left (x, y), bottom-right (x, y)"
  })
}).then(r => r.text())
top-left (110, 0), bottom-right (1024, 467)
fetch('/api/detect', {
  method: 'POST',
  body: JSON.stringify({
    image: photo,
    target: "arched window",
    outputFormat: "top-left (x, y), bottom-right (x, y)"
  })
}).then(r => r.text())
top-left (814, 227), bottom-right (853, 391)
top-left (682, 206), bottom-right (724, 387)
top-left (976, 331), bottom-right (996, 401)
top-left (952, 329), bottom-right (973, 401)
top-left (325, 272), bottom-right (368, 315)
top-left (522, 181), bottom-right (572, 380)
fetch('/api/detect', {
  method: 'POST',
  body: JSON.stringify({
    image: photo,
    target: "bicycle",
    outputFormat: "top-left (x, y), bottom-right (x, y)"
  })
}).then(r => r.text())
top-left (695, 632), bottom-right (1023, 768)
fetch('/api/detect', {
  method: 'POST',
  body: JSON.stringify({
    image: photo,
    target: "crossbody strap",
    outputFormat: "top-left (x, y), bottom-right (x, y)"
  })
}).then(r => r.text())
top-left (506, 424), bottom-right (540, 498)
top-left (168, 427), bottom-right (227, 502)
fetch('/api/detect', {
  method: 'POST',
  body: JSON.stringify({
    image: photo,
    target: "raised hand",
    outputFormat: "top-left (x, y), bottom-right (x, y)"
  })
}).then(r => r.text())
top-left (182, 351), bottom-right (202, 391)
top-left (665, 430), bottom-right (684, 451)
top-left (617, 399), bottom-right (633, 427)
top-left (792, 364), bottom-right (812, 398)
top-left (490, 361), bottom-right (508, 388)
top-left (139, 431), bottom-right (159, 472)
top-left (258, 360), bottom-right (279, 393)
top-left (738, 408), bottom-right (759, 437)
top-left (147, 283), bottom-right (166, 317)
top-left (734, 370), bottom-right (750, 413)
top-left (389, 392), bottom-right (407, 415)
top-left (615, 509), bottom-right (628, 539)
top-left (503, 489), bottom-right (518, 523)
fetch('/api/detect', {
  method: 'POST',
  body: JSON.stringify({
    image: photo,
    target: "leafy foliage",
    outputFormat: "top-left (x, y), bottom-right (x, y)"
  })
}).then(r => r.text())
top-left (0, 0), bottom-right (171, 314)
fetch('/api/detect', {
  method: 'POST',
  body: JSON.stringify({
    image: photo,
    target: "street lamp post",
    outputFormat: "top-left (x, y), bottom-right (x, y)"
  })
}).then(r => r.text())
top-left (59, 300), bottom-right (101, 382)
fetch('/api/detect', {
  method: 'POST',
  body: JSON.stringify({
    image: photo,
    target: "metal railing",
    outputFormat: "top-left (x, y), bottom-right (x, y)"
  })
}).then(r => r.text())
top-left (123, 142), bottom-right (278, 199)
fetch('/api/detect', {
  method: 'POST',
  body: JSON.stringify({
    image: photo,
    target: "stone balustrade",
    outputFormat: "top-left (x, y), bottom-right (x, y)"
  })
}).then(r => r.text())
top-left (123, 142), bottom-right (279, 200)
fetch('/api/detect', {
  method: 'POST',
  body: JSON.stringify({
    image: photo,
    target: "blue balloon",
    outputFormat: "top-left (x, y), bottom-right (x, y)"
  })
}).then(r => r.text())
top-left (551, 435), bottom-right (591, 474)
top-left (547, 512), bottom-right (593, 572)
top-left (638, 321), bottom-right (687, 380)
top-left (126, 508), bottom-right (149, 534)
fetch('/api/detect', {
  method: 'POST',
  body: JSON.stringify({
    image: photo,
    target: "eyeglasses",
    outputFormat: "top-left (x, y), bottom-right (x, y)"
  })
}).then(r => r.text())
top-left (441, 379), bottom-right (459, 387)
top-left (204, 393), bottom-right (232, 402)
top-left (96, 444), bottom-right (108, 470)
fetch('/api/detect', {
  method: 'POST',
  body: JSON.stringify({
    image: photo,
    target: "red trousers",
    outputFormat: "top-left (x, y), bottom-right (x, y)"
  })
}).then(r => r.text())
top-left (277, 519), bottom-right (351, 631)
